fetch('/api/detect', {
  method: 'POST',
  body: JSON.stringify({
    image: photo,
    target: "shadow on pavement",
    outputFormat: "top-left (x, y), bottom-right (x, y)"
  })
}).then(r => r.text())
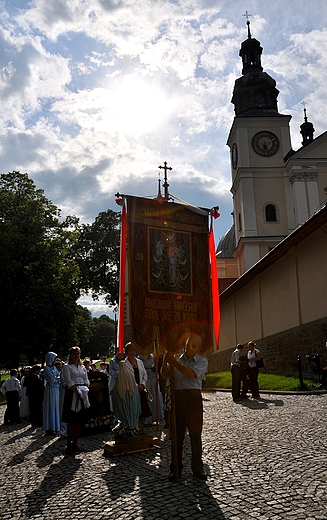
top-left (24, 455), bottom-right (82, 518)
top-left (239, 397), bottom-right (284, 409)
top-left (102, 450), bottom-right (226, 519)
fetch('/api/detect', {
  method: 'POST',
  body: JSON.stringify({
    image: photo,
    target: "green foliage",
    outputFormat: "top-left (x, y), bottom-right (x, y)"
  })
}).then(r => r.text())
top-left (88, 314), bottom-right (116, 358)
top-left (0, 171), bottom-right (121, 365)
top-left (0, 171), bottom-right (81, 364)
top-left (74, 210), bottom-right (121, 307)
top-left (205, 371), bottom-right (321, 392)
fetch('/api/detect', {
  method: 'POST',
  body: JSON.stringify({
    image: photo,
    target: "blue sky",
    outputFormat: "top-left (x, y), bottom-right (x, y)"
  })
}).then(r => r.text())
top-left (1, 0), bottom-right (326, 316)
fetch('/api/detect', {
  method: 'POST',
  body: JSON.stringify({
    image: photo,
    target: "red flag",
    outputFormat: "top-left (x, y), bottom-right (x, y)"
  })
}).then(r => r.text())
top-left (117, 200), bottom-right (127, 354)
top-left (209, 218), bottom-right (220, 346)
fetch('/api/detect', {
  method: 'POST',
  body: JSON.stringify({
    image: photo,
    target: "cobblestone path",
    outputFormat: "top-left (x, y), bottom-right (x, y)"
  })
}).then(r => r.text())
top-left (1, 391), bottom-right (326, 519)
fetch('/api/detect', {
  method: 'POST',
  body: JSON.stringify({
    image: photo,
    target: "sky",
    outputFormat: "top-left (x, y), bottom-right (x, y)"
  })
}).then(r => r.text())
top-left (1, 0), bottom-right (327, 317)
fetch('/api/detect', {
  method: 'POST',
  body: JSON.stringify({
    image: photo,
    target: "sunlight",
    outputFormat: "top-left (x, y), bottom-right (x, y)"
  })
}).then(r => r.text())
top-left (111, 75), bottom-right (171, 136)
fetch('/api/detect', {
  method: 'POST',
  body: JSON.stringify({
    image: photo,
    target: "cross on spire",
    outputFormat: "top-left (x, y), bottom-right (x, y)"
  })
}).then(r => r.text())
top-left (158, 161), bottom-right (172, 200)
top-left (242, 10), bottom-right (252, 38)
top-left (301, 101), bottom-right (308, 122)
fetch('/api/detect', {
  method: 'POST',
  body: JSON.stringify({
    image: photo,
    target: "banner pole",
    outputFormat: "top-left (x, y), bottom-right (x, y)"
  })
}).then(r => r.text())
top-left (170, 367), bottom-right (179, 481)
top-left (117, 200), bottom-right (127, 354)
top-left (154, 336), bottom-right (159, 430)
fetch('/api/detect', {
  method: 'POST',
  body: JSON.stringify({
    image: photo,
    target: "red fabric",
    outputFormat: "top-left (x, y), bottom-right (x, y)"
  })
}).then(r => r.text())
top-left (117, 201), bottom-right (127, 354)
top-left (209, 219), bottom-right (220, 346)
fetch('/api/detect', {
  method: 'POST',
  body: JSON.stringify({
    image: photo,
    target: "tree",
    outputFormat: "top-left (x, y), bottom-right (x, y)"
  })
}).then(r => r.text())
top-left (74, 209), bottom-right (120, 308)
top-left (74, 305), bottom-right (93, 354)
top-left (88, 314), bottom-right (117, 359)
top-left (0, 171), bottom-right (80, 366)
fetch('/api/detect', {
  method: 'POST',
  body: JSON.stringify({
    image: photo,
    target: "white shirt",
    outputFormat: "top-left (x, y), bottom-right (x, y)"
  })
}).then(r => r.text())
top-left (1, 376), bottom-right (22, 397)
top-left (248, 349), bottom-right (260, 368)
top-left (231, 348), bottom-right (242, 367)
top-left (62, 363), bottom-right (89, 389)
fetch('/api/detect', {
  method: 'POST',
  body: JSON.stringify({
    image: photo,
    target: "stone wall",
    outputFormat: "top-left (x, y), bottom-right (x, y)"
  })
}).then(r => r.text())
top-left (208, 317), bottom-right (327, 376)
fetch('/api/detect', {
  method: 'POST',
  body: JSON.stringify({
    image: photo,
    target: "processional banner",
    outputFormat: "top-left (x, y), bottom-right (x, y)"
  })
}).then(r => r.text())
top-left (126, 195), bottom-right (214, 355)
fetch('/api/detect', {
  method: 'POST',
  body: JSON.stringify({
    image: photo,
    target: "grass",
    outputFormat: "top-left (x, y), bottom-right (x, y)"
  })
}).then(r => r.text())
top-left (205, 371), bottom-right (322, 392)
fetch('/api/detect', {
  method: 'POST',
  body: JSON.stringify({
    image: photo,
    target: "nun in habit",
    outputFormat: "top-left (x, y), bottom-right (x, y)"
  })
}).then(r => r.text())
top-left (43, 351), bottom-right (60, 434)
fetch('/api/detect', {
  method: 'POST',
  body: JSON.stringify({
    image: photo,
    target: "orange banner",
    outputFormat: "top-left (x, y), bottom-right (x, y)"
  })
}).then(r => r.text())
top-left (126, 196), bottom-right (215, 355)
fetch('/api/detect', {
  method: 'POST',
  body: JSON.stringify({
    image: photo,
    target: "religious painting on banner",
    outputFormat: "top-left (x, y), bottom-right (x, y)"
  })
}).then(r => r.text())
top-left (126, 195), bottom-right (214, 356)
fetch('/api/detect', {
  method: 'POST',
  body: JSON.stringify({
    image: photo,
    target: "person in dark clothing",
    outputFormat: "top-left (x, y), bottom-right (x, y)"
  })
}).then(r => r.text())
top-left (25, 364), bottom-right (44, 427)
top-left (1, 369), bottom-right (22, 425)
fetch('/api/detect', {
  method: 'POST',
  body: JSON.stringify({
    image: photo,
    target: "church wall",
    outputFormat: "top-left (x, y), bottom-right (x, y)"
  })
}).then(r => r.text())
top-left (259, 249), bottom-right (300, 337)
top-left (208, 317), bottom-right (327, 375)
top-left (297, 226), bottom-right (327, 323)
top-left (218, 297), bottom-right (237, 349)
top-left (211, 215), bottom-right (327, 374)
top-left (219, 280), bottom-right (262, 349)
top-left (253, 174), bottom-right (289, 236)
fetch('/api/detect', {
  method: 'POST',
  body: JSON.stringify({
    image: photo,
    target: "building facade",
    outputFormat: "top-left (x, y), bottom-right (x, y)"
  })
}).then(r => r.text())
top-left (211, 23), bottom-right (327, 374)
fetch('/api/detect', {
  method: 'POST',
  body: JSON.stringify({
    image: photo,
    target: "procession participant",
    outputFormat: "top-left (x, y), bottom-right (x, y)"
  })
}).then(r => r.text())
top-left (62, 346), bottom-right (90, 454)
top-left (162, 334), bottom-right (208, 481)
top-left (43, 352), bottom-right (60, 435)
top-left (247, 341), bottom-right (261, 399)
top-left (1, 369), bottom-right (22, 425)
top-left (230, 344), bottom-right (243, 402)
top-left (26, 364), bottom-right (44, 427)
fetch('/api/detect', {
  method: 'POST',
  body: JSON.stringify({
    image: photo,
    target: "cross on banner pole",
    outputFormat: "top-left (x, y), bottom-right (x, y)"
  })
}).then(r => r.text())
top-left (158, 161), bottom-right (172, 201)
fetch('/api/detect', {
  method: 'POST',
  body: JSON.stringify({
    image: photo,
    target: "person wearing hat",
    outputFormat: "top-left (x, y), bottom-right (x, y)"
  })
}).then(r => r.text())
top-left (247, 341), bottom-right (261, 399)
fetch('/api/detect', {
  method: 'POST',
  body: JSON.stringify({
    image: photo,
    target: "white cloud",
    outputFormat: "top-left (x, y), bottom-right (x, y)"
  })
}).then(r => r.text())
top-left (0, 0), bottom-right (326, 305)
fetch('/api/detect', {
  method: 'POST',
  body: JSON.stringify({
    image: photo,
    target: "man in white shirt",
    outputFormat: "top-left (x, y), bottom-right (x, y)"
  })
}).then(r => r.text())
top-left (163, 334), bottom-right (208, 482)
top-left (230, 344), bottom-right (243, 402)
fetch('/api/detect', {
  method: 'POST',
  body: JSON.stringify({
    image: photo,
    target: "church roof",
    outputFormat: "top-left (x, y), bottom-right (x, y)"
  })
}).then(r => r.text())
top-left (216, 225), bottom-right (236, 257)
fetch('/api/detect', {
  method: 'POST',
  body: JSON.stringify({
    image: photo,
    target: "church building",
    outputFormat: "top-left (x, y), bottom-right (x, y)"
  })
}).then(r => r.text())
top-left (210, 21), bottom-right (327, 374)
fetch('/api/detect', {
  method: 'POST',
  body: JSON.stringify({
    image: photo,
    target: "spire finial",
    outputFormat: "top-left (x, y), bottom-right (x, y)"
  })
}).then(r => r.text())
top-left (301, 100), bottom-right (308, 122)
top-left (156, 171), bottom-right (163, 200)
top-left (300, 101), bottom-right (315, 146)
top-left (242, 11), bottom-right (252, 38)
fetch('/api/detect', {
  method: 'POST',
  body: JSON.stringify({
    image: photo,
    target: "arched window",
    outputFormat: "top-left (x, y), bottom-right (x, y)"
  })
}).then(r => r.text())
top-left (238, 213), bottom-right (242, 231)
top-left (265, 203), bottom-right (277, 222)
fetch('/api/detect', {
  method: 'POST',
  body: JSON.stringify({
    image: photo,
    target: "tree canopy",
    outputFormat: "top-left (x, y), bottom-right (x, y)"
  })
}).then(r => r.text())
top-left (74, 209), bottom-right (121, 307)
top-left (0, 171), bottom-right (121, 366)
top-left (0, 171), bottom-right (82, 365)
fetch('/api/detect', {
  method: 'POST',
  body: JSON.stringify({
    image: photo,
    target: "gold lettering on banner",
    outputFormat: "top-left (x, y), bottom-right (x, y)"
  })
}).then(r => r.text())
top-left (134, 204), bottom-right (207, 227)
top-left (145, 298), bottom-right (171, 310)
top-left (174, 301), bottom-right (197, 313)
top-left (182, 312), bottom-right (197, 322)
top-left (144, 298), bottom-right (198, 322)
top-left (145, 308), bottom-right (158, 320)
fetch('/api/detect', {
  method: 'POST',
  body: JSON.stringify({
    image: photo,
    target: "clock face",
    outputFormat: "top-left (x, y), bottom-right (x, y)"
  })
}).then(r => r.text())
top-left (252, 131), bottom-right (279, 156)
top-left (232, 143), bottom-right (238, 169)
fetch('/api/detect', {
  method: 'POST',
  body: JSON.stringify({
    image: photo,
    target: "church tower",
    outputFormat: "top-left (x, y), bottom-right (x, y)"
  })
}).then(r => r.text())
top-left (227, 20), bottom-right (294, 275)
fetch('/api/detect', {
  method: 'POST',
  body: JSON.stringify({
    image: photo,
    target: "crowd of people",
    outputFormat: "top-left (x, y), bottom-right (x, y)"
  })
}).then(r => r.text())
top-left (3, 338), bottom-right (326, 481)
top-left (0, 345), bottom-right (167, 451)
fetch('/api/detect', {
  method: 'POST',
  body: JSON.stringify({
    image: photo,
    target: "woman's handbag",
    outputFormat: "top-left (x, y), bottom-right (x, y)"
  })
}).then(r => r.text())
top-left (144, 388), bottom-right (153, 402)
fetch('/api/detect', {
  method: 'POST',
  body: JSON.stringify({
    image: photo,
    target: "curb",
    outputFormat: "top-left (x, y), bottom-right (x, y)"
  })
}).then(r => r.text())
top-left (202, 387), bottom-right (327, 396)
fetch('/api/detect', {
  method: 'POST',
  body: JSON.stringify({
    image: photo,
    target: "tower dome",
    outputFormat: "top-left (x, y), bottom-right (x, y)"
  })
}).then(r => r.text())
top-left (216, 225), bottom-right (236, 258)
top-left (231, 21), bottom-right (280, 117)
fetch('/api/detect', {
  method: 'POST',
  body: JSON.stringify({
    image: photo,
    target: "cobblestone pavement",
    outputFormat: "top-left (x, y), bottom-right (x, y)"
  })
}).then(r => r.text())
top-left (1, 391), bottom-right (327, 520)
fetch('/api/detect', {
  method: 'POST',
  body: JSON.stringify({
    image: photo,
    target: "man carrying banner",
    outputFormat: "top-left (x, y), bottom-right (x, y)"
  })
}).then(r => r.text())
top-left (162, 333), bottom-right (208, 482)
